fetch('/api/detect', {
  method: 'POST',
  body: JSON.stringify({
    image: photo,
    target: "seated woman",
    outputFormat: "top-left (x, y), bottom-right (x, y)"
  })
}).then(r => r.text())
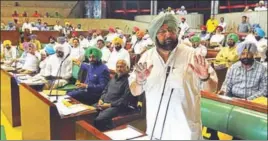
top-left (17, 43), bottom-right (41, 74)
top-left (210, 26), bottom-right (225, 48)
top-left (214, 33), bottom-right (240, 68)
top-left (93, 60), bottom-right (135, 131)
top-left (70, 38), bottom-right (85, 65)
top-left (67, 48), bottom-right (110, 105)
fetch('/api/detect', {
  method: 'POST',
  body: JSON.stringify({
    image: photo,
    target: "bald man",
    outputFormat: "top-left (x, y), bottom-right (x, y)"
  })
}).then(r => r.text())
top-left (94, 59), bottom-right (135, 131)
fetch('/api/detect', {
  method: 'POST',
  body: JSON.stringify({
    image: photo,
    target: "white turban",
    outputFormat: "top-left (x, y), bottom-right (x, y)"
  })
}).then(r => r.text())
top-left (148, 13), bottom-right (179, 42)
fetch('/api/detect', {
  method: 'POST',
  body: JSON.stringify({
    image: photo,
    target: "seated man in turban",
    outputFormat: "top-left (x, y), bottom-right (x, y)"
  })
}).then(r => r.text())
top-left (254, 28), bottom-right (267, 62)
top-left (93, 59), bottom-right (136, 131)
top-left (215, 33), bottom-right (240, 68)
top-left (67, 48), bottom-right (110, 105)
top-left (38, 45), bottom-right (56, 76)
top-left (1, 40), bottom-right (17, 65)
top-left (17, 43), bottom-right (41, 74)
top-left (190, 36), bottom-right (207, 57)
top-left (30, 34), bottom-right (41, 51)
top-left (44, 44), bottom-right (73, 89)
top-left (218, 41), bottom-right (267, 100)
top-left (107, 37), bottom-right (130, 71)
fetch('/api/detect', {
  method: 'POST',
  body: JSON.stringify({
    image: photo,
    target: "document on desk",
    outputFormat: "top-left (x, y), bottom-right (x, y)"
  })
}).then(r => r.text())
top-left (104, 126), bottom-right (143, 140)
top-left (131, 135), bottom-right (150, 140)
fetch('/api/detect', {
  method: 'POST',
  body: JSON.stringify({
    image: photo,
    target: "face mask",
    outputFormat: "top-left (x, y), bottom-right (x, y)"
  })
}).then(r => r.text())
top-left (227, 42), bottom-right (235, 47)
top-left (115, 45), bottom-right (122, 51)
top-left (156, 37), bottom-right (178, 51)
top-left (240, 58), bottom-right (254, 65)
top-left (201, 31), bottom-right (206, 34)
top-left (255, 36), bottom-right (261, 41)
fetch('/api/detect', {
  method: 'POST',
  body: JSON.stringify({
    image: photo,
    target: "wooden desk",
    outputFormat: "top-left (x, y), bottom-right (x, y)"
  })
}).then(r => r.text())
top-left (0, 69), bottom-right (21, 127)
top-left (206, 49), bottom-right (219, 58)
top-left (1, 31), bottom-right (20, 45)
top-left (19, 83), bottom-right (97, 140)
top-left (76, 120), bottom-right (146, 140)
top-left (31, 31), bottom-right (60, 43)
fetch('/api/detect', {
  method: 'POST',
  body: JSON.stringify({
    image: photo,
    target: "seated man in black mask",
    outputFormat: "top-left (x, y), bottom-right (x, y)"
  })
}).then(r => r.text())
top-left (94, 59), bottom-right (135, 131)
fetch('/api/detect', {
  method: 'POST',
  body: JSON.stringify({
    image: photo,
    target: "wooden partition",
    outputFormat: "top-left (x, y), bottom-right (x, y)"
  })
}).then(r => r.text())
top-left (0, 31), bottom-right (20, 45)
top-left (32, 31), bottom-right (60, 43)
top-left (0, 69), bottom-right (21, 127)
top-left (206, 49), bottom-right (219, 58)
top-left (19, 83), bottom-right (97, 140)
top-left (201, 91), bottom-right (267, 114)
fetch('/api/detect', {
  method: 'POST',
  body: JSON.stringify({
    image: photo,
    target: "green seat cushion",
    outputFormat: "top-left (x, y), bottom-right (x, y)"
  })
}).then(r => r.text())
top-left (72, 64), bottom-right (80, 80)
top-left (57, 84), bottom-right (77, 91)
top-left (1, 125), bottom-right (6, 140)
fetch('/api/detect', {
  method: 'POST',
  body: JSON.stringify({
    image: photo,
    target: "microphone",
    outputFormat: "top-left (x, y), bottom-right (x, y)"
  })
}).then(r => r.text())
top-left (150, 66), bottom-right (171, 140)
top-left (48, 51), bottom-right (71, 103)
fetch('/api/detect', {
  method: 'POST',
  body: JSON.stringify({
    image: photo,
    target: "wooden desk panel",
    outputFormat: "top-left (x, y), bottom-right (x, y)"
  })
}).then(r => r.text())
top-left (31, 31), bottom-right (60, 44)
top-left (19, 83), bottom-right (97, 140)
top-left (206, 49), bottom-right (219, 58)
top-left (1, 31), bottom-right (20, 45)
top-left (0, 69), bottom-right (21, 127)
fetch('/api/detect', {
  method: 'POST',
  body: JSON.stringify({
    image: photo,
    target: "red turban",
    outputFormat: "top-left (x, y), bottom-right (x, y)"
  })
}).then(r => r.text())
top-left (216, 26), bottom-right (223, 32)
top-left (201, 25), bottom-right (207, 31)
top-left (109, 27), bottom-right (116, 33)
top-left (133, 26), bottom-right (140, 32)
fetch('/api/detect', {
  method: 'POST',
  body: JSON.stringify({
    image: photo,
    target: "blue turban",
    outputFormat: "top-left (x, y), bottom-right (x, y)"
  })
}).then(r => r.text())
top-left (57, 36), bottom-right (66, 44)
top-left (44, 44), bottom-right (56, 55)
top-left (237, 41), bottom-right (257, 56)
top-left (255, 28), bottom-right (265, 38)
top-left (252, 24), bottom-right (261, 30)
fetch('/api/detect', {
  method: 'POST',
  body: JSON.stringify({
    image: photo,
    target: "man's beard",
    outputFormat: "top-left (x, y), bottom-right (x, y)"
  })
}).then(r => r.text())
top-left (115, 46), bottom-right (122, 51)
top-left (156, 38), bottom-right (178, 51)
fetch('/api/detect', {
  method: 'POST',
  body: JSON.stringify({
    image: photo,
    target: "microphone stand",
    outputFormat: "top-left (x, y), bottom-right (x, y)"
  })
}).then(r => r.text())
top-left (150, 66), bottom-right (171, 140)
top-left (48, 54), bottom-right (70, 103)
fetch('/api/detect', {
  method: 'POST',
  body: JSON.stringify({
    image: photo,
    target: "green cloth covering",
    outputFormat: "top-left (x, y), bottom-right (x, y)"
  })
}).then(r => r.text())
top-left (227, 33), bottom-right (239, 43)
top-left (1, 125), bottom-right (6, 140)
top-left (84, 47), bottom-right (102, 61)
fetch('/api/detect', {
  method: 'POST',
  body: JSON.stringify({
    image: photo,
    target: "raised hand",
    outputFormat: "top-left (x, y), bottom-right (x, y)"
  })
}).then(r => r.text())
top-left (188, 54), bottom-right (209, 80)
top-left (134, 62), bottom-right (153, 83)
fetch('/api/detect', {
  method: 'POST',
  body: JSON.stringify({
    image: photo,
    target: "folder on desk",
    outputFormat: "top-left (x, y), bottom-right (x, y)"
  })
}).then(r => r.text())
top-left (42, 90), bottom-right (67, 96)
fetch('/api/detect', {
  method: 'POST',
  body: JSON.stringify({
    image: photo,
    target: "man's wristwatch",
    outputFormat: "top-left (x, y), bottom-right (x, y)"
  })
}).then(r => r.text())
top-left (200, 73), bottom-right (210, 82)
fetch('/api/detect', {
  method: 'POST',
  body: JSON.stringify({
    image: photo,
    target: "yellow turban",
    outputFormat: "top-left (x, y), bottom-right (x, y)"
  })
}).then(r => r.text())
top-left (3, 40), bottom-right (12, 47)
top-left (136, 30), bottom-right (145, 38)
top-left (112, 37), bottom-right (123, 46)
top-left (65, 22), bottom-right (70, 25)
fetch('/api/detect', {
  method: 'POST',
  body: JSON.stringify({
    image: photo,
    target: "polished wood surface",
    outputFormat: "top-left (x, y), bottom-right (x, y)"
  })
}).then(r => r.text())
top-left (206, 49), bottom-right (219, 58)
top-left (1, 31), bottom-right (20, 45)
top-left (19, 83), bottom-right (97, 140)
top-left (201, 91), bottom-right (268, 114)
top-left (0, 69), bottom-right (21, 127)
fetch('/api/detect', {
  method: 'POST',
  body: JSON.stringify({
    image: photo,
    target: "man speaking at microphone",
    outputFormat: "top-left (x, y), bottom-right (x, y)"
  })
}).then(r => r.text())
top-left (129, 13), bottom-right (218, 140)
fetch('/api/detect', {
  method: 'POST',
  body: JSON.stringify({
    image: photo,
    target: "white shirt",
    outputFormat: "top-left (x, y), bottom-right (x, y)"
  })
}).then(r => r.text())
top-left (179, 22), bottom-right (189, 35)
top-left (256, 38), bottom-right (268, 61)
top-left (45, 54), bottom-right (72, 80)
top-left (131, 35), bottom-right (137, 45)
top-left (2, 46), bottom-right (17, 63)
top-left (255, 6), bottom-right (267, 11)
top-left (22, 22), bottom-right (32, 32)
top-left (107, 48), bottom-right (130, 70)
top-left (176, 10), bottom-right (187, 15)
top-left (53, 25), bottom-right (63, 31)
top-left (79, 38), bottom-right (90, 49)
top-left (210, 34), bottom-right (225, 45)
top-left (128, 45), bottom-right (217, 140)
top-left (100, 46), bottom-right (111, 62)
top-left (200, 33), bottom-right (210, 41)
top-left (31, 27), bottom-right (39, 31)
top-left (22, 52), bottom-right (40, 72)
top-left (89, 36), bottom-right (103, 47)
top-left (194, 45), bottom-right (207, 57)
top-left (70, 46), bottom-right (85, 61)
top-left (132, 39), bottom-right (148, 54)
top-left (218, 22), bottom-right (227, 33)
top-left (39, 56), bottom-right (51, 76)
top-left (106, 33), bottom-right (117, 42)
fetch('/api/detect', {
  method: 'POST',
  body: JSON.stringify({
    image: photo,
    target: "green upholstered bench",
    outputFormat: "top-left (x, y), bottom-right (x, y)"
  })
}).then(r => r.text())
top-left (1, 125), bottom-right (6, 140)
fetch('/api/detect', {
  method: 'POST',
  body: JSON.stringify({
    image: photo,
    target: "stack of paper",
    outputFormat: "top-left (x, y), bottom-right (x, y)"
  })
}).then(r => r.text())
top-left (104, 126), bottom-right (143, 140)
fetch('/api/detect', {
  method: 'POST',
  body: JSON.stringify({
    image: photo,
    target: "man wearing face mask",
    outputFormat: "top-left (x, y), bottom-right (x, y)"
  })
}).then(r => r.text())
top-left (215, 33), bottom-right (240, 68)
top-left (254, 28), bottom-right (267, 62)
top-left (93, 59), bottom-right (135, 131)
top-left (67, 48), bottom-right (110, 105)
top-left (107, 37), bottom-right (130, 71)
top-left (218, 42), bottom-right (267, 100)
top-left (44, 44), bottom-right (72, 89)
top-left (190, 36), bottom-right (207, 57)
top-left (129, 13), bottom-right (218, 140)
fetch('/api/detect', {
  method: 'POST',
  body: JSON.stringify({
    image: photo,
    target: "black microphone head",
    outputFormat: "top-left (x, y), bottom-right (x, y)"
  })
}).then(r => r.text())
top-left (166, 66), bottom-right (171, 75)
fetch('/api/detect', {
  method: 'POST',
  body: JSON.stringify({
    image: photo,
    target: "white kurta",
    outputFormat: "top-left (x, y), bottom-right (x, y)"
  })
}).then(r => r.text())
top-left (194, 45), bottom-right (207, 57)
top-left (179, 22), bottom-right (189, 35)
top-left (106, 33), bottom-right (117, 42)
top-left (22, 52), bottom-right (40, 72)
top-left (53, 25), bottom-right (63, 31)
top-left (256, 38), bottom-right (268, 61)
top-left (129, 45), bottom-right (217, 140)
top-left (2, 47), bottom-right (17, 64)
top-left (100, 46), bottom-right (111, 62)
top-left (107, 48), bottom-right (130, 70)
top-left (22, 22), bottom-right (32, 32)
top-left (44, 54), bottom-right (73, 88)
top-left (218, 22), bottom-right (227, 33)
top-left (210, 34), bottom-right (225, 45)
top-left (132, 39), bottom-right (148, 54)
top-left (79, 38), bottom-right (90, 49)
top-left (131, 35), bottom-right (137, 45)
top-left (70, 46), bottom-right (85, 61)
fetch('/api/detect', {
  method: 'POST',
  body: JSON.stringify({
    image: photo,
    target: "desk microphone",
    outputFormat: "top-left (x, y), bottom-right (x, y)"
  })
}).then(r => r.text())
top-left (150, 66), bottom-right (171, 140)
top-left (48, 52), bottom-right (70, 103)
